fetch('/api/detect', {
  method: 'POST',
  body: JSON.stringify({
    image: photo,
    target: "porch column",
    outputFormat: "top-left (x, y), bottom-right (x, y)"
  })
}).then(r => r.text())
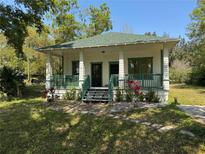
top-left (162, 44), bottom-right (170, 102)
top-left (119, 51), bottom-right (125, 88)
top-left (79, 51), bottom-right (85, 89)
top-left (46, 52), bottom-right (52, 89)
top-left (163, 45), bottom-right (169, 91)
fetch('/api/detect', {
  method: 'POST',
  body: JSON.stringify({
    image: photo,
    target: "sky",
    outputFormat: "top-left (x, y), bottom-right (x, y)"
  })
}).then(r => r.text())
top-left (2, 0), bottom-right (197, 39)
top-left (78, 0), bottom-right (197, 39)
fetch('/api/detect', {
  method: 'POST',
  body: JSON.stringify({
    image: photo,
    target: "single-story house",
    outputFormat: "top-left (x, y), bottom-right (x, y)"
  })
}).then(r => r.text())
top-left (37, 32), bottom-right (179, 102)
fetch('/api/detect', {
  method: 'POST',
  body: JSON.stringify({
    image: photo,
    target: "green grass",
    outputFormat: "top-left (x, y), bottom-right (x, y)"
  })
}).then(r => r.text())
top-left (169, 84), bottom-right (205, 105)
top-left (0, 98), bottom-right (205, 153)
top-left (22, 84), bottom-right (45, 98)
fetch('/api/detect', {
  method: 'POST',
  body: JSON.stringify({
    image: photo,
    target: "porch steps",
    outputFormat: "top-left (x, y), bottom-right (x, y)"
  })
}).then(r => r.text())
top-left (82, 88), bottom-right (109, 102)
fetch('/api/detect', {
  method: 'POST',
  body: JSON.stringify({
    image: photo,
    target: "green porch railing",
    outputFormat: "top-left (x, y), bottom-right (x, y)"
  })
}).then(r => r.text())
top-left (108, 74), bottom-right (118, 101)
top-left (50, 75), bottom-right (79, 89)
top-left (82, 75), bottom-right (90, 99)
top-left (112, 74), bottom-right (119, 87)
top-left (124, 74), bottom-right (163, 89)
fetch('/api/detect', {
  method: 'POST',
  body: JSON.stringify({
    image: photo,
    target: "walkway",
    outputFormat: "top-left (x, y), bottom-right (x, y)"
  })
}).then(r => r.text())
top-left (178, 105), bottom-right (205, 124)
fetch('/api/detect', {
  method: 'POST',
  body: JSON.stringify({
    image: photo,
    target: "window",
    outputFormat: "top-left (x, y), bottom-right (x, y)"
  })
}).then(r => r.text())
top-left (72, 61), bottom-right (79, 75)
top-left (128, 57), bottom-right (153, 74)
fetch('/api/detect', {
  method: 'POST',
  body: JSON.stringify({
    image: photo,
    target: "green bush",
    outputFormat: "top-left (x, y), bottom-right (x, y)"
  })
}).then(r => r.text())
top-left (145, 90), bottom-right (155, 102)
top-left (63, 87), bottom-right (76, 100)
top-left (115, 88), bottom-right (123, 102)
top-left (145, 89), bottom-right (160, 103)
top-left (170, 68), bottom-right (191, 84)
top-left (153, 95), bottom-right (160, 103)
top-left (0, 91), bottom-right (8, 101)
top-left (189, 67), bottom-right (205, 86)
top-left (0, 66), bottom-right (25, 97)
top-left (76, 90), bottom-right (82, 101)
top-left (138, 92), bottom-right (145, 102)
top-left (125, 89), bottom-right (133, 102)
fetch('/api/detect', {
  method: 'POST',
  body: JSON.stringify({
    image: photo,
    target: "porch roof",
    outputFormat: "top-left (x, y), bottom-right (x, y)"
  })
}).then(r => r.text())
top-left (37, 32), bottom-right (179, 51)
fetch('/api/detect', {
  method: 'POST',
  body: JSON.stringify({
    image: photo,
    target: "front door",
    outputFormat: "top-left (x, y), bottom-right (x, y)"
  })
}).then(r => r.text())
top-left (91, 63), bottom-right (102, 87)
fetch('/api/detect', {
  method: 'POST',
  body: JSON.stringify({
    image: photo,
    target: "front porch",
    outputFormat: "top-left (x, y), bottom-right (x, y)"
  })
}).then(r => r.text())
top-left (40, 33), bottom-right (179, 102)
top-left (45, 44), bottom-right (169, 101)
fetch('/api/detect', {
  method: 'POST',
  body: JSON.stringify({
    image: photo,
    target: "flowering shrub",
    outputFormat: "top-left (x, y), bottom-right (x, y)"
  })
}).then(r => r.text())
top-left (44, 87), bottom-right (55, 102)
top-left (127, 80), bottom-right (141, 95)
top-left (63, 87), bottom-right (76, 100)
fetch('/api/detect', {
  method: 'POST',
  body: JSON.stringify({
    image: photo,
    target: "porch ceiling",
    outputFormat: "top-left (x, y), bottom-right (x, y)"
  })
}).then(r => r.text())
top-left (37, 32), bottom-right (179, 52)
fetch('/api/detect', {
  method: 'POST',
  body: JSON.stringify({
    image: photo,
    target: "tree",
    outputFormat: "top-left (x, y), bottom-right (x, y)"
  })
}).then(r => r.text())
top-left (0, 0), bottom-right (54, 57)
top-left (48, 0), bottom-right (80, 43)
top-left (47, 1), bottom-right (112, 43)
top-left (0, 27), bottom-right (61, 80)
top-left (169, 38), bottom-right (189, 66)
top-left (187, 0), bottom-right (205, 85)
top-left (85, 3), bottom-right (112, 37)
top-left (0, 34), bottom-right (25, 70)
top-left (0, 66), bottom-right (25, 97)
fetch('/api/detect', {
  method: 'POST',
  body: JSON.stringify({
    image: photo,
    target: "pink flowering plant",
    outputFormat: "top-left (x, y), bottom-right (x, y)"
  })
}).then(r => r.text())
top-left (126, 80), bottom-right (141, 102)
top-left (127, 80), bottom-right (141, 95)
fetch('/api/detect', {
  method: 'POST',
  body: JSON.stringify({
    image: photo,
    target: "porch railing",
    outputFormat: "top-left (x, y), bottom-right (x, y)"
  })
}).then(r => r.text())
top-left (108, 74), bottom-right (118, 101)
top-left (50, 75), bottom-right (79, 89)
top-left (124, 74), bottom-right (163, 89)
top-left (82, 75), bottom-right (90, 99)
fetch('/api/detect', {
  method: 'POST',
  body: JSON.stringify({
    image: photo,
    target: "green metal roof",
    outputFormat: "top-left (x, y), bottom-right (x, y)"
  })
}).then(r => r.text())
top-left (37, 32), bottom-right (179, 51)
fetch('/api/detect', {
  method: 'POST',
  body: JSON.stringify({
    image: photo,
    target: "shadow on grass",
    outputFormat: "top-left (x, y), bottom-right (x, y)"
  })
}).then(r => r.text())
top-left (22, 84), bottom-right (45, 99)
top-left (123, 105), bottom-right (190, 125)
top-left (0, 101), bottom-right (205, 154)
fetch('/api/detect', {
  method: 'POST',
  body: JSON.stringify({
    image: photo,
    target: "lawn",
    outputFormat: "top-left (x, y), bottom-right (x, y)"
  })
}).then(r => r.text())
top-left (169, 84), bottom-right (205, 106)
top-left (0, 97), bottom-right (205, 153)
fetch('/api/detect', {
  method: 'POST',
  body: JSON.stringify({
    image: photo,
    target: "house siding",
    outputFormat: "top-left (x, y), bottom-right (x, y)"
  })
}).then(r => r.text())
top-left (63, 43), bottom-right (164, 86)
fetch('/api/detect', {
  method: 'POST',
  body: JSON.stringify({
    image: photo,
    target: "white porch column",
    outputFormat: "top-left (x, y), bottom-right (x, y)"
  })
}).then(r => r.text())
top-left (163, 45), bottom-right (169, 90)
top-left (79, 51), bottom-right (85, 89)
top-left (162, 44), bottom-right (169, 101)
top-left (46, 52), bottom-right (52, 89)
top-left (119, 51), bottom-right (125, 88)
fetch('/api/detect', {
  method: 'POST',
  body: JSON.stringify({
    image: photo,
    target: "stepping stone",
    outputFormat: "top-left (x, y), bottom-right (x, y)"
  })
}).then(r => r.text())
top-left (141, 122), bottom-right (152, 126)
top-left (113, 116), bottom-right (120, 119)
top-left (180, 130), bottom-right (195, 137)
top-left (107, 114), bottom-right (114, 117)
top-left (151, 124), bottom-right (163, 129)
top-left (158, 125), bottom-right (177, 133)
top-left (130, 119), bottom-right (140, 124)
top-left (81, 111), bottom-right (88, 114)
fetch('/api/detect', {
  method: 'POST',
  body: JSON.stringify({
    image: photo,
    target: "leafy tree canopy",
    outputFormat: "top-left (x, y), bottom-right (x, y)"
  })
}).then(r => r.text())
top-left (85, 3), bottom-right (112, 37)
top-left (188, 0), bottom-right (205, 44)
top-left (0, 0), bottom-right (54, 57)
top-left (0, 0), bottom-right (112, 54)
top-left (187, 0), bottom-right (205, 85)
top-left (187, 0), bottom-right (205, 66)
top-left (47, 1), bottom-right (112, 43)
top-left (0, 27), bottom-right (60, 78)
